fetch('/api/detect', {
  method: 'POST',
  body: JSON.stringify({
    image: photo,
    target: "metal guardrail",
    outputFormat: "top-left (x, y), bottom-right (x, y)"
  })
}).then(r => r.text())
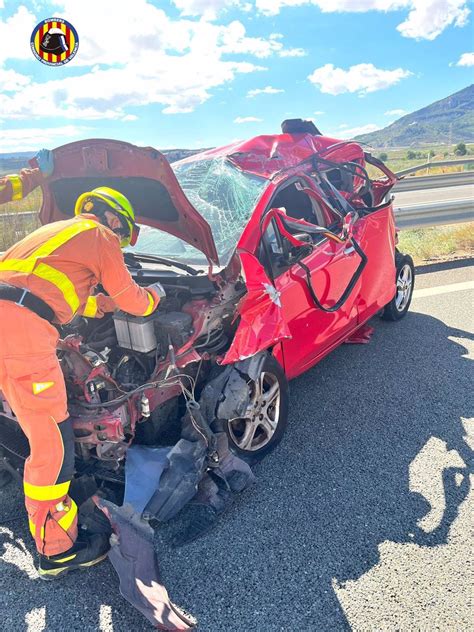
top-left (393, 199), bottom-right (473, 229)
top-left (393, 171), bottom-right (474, 192)
top-left (1, 164), bottom-right (473, 237)
top-left (395, 158), bottom-right (474, 177)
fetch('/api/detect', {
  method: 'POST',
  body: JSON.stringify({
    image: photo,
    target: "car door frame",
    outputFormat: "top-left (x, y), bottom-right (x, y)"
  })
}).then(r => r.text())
top-left (256, 175), bottom-right (366, 379)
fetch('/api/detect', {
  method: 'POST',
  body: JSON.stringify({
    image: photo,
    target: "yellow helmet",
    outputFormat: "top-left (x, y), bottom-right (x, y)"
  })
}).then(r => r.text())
top-left (74, 186), bottom-right (139, 248)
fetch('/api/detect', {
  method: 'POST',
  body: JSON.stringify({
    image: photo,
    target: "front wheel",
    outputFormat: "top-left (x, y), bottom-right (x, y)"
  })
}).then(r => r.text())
top-left (382, 251), bottom-right (415, 321)
top-left (225, 354), bottom-right (289, 465)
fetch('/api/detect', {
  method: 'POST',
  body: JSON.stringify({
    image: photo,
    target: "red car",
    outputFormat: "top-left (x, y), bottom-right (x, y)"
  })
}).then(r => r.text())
top-left (0, 120), bottom-right (415, 480)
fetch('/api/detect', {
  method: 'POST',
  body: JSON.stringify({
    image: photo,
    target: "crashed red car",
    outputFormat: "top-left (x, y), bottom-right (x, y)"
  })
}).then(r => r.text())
top-left (0, 120), bottom-right (415, 477)
top-left (0, 120), bottom-right (415, 627)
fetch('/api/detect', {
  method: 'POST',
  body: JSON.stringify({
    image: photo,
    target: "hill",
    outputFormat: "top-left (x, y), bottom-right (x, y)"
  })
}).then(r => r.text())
top-left (355, 85), bottom-right (474, 148)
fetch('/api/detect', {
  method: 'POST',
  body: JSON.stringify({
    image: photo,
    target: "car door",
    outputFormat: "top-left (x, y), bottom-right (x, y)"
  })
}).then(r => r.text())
top-left (260, 203), bottom-right (365, 380)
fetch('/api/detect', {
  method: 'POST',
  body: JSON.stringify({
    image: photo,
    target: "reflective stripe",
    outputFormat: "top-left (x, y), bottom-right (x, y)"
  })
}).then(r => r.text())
top-left (30, 220), bottom-right (97, 259)
top-left (57, 499), bottom-right (77, 532)
top-left (82, 295), bottom-right (98, 318)
top-left (0, 220), bottom-right (97, 317)
top-left (28, 519), bottom-right (45, 543)
top-left (8, 175), bottom-right (23, 201)
top-left (54, 553), bottom-right (77, 563)
top-left (143, 290), bottom-right (155, 316)
top-left (24, 480), bottom-right (70, 502)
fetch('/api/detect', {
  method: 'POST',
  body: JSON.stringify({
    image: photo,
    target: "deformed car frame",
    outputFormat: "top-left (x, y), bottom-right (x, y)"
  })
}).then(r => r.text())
top-left (0, 119), bottom-right (416, 630)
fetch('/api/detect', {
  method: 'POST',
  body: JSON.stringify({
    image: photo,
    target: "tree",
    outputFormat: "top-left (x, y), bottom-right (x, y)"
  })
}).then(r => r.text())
top-left (407, 150), bottom-right (416, 160)
top-left (428, 150), bottom-right (436, 158)
top-left (454, 142), bottom-right (467, 156)
top-left (378, 152), bottom-right (388, 161)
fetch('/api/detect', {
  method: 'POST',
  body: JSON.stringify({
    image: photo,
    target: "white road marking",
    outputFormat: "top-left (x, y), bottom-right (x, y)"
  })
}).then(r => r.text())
top-left (412, 280), bottom-right (474, 299)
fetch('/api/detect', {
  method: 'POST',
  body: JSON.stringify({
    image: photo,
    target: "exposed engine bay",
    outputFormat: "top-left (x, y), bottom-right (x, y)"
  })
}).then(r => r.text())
top-left (52, 269), bottom-right (247, 481)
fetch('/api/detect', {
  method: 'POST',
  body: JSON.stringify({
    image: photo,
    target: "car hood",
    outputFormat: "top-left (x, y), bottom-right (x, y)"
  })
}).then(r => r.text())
top-left (32, 139), bottom-right (219, 265)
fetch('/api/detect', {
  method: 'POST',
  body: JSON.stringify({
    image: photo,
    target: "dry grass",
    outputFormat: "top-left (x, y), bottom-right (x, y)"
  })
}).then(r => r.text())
top-left (0, 189), bottom-right (42, 251)
top-left (398, 222), bottom-right (474, 264)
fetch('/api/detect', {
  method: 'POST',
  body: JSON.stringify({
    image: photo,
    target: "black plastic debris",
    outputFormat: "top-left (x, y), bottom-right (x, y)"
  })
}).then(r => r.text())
top-left (97, 499), bottom-right (197, 631)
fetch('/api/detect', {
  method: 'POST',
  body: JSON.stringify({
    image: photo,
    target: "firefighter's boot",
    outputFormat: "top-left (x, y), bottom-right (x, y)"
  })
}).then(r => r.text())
top-left (38, 532), bottom-right (110, 580)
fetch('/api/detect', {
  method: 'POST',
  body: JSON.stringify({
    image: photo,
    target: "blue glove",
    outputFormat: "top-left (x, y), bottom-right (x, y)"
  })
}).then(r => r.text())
top-left (35, 149), bottom-right (54, 177)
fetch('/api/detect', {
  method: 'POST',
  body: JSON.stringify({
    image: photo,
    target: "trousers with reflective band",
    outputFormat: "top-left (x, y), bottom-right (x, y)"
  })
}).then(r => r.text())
top-left (0, 219), bottom-right (97, 320)
top-left (0, 301), bottom-right (78, 555)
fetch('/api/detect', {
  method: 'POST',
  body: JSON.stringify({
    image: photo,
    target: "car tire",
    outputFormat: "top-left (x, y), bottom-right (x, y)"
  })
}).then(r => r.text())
top-left (382, 251), bottom-right (415, 321)
top-left (225, 353), bottom-right (289, 465)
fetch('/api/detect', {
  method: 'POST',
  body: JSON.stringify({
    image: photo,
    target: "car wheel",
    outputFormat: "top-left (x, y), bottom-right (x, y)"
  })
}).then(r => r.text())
top-left (382, 251), bottom-right (415, 321)
top-left (226, 354), bottom-right (289, 465)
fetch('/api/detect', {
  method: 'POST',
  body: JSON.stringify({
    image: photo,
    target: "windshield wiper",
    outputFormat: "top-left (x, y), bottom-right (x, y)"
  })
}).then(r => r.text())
top-left (124, 252), bottom-right (201, 276)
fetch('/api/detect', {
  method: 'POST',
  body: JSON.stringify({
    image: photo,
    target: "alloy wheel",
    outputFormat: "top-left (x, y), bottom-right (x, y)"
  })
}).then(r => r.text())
top-left (395, 263), bottom-right (413, 312)
top-left (228, 372), bottom-right (281, 452)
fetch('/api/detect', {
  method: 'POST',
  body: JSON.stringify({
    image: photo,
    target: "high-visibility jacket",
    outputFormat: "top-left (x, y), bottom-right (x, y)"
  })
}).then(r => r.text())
top-left (0, 168), bottom-right (44, 204)
top-left (0, 214), bottom-right (159, 323)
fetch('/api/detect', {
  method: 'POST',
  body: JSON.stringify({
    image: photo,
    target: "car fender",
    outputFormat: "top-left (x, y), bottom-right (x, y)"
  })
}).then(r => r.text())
top-left (220, 251), bottom-right (291, 365)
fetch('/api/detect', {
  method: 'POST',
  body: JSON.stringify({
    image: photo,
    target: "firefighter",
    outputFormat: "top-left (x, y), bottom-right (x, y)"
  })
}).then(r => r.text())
top-left (0, 152), bottom-right (165, 579)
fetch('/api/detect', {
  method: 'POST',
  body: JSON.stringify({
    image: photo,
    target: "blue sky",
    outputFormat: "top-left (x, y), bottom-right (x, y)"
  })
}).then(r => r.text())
top-left (0, 0), bottom-right (473, 152)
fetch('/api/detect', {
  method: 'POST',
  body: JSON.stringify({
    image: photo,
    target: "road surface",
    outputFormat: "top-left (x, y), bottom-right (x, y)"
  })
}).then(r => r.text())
top-left (393, 183), bottom-right (474, 206)
top-left (1, 259), bottom-right (473, 632)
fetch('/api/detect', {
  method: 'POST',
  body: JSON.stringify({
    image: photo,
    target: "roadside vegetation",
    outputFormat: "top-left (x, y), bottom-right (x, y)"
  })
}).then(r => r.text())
top-left (398, 222), bottom-right (474, 264)
top-left (374, 142), bottom-right (474, 175)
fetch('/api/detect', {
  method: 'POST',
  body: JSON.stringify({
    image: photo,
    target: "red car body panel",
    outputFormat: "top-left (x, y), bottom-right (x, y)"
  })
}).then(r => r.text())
top-left (30, 139), bottom-right (219, 265)
top-left (221, 252), bottom-right (291, 365)
top-left (19, 131), bottom-right (397, 404)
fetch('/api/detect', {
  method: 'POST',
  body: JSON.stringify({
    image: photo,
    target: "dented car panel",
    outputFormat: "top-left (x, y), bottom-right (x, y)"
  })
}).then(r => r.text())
top-left (0, 125), bottom-right (411, 631)
top-left (221, 252), bottom-right (291, 365)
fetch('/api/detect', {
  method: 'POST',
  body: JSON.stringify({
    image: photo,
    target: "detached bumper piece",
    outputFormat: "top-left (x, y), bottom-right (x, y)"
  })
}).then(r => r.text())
top-left (98, 499), bottom-right (197, 631)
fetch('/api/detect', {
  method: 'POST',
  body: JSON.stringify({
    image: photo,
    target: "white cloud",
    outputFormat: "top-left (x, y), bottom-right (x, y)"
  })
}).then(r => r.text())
top-left (252, 1), bottom-right (470, 40)
top-left (396, 0), bottom-right (469, 39)
top-left (0, 125), bottom-right (90, 152)
top-left (308, 63), bottom-right (413, 95)
top-left (122, 114), bottom-right (138, 121)
top-left (247, 85), bottom-right (284, 97)
top-left (0, 0), bottom-right (298, 120)
top-left (329, 123), bottom-right (381, 139)
top-left (234, 116), bottom-right (263, 123)
top-left (385, 108), bottom-right (407, 116)
top-left (314, 110), bottom-right (325, 115)
top-left (172, 0), bottom-right (242, 20)
top-left (279, 47), bottom-right (307, 57)
top-left (0, 6), bottom-right (37, 65)
top-left (0, 68), bottom-right (31, 92)
top-left (456, 52), bottom-right (474, 66)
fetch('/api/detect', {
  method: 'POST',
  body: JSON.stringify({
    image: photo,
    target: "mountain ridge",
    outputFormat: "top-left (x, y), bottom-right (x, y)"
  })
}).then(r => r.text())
top-left (355, 85), bottom-right (474, 147)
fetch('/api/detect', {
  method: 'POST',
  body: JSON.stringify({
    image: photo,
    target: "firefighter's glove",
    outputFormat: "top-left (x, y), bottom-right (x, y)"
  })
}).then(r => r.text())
top-left (36, 149), bottom-right (55, 177)
top-left (147, 282), bottom-right (166, 300)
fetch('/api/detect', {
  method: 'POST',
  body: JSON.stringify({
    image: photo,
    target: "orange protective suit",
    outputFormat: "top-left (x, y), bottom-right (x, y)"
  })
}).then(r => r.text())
top-left (0, 168), bottom-right (44, 205)
top-left (0, 210), bottom-right (160, 555)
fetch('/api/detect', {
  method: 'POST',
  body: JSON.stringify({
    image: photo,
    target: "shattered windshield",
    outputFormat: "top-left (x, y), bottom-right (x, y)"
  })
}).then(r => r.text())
top-left (129, 157), bottom-right (267, 266)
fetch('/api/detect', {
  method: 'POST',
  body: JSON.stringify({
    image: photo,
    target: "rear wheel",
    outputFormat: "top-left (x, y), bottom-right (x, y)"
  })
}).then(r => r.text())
top-left (382, 251), bottom-right (415, 321)
top-left (226, 354), bottom-right (289, 465)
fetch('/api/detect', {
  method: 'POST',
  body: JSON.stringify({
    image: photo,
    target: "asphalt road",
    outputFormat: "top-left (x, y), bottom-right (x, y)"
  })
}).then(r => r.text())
top-left (1, 259), bottom-right (473, 632)
top-left (393, 183), bottom-right (474, 206)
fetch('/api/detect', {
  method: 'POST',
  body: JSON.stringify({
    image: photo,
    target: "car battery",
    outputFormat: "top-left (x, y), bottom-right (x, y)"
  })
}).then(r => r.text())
top-left (113, 311), bottom-right (160, 353)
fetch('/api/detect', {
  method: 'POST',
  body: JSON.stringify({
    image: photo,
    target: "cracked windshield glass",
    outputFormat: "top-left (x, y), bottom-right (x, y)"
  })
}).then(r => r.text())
top-left (128, 157), bottom-right (267, 266)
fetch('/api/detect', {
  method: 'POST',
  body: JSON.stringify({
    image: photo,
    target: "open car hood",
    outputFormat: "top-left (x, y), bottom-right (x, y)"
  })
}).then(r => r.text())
top-left (31, 139), bottom-right (219, 265)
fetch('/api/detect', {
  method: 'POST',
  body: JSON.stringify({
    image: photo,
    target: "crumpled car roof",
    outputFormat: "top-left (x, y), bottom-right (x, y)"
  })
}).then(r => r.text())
top-left (176, 133), bottom-right (365, 180)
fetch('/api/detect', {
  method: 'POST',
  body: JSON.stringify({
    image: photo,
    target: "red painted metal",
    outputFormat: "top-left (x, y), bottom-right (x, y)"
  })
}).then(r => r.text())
top-left (32, 139), bottom-right (219, 265)
top-left (221, 252), bottom-right (291, 365)
top-left (20, 132), bottom-right (398, 431)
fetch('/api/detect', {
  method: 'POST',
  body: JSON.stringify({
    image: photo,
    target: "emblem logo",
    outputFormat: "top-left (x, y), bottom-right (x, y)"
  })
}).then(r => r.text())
top-left (31, 18), bottom-right (79, 66)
